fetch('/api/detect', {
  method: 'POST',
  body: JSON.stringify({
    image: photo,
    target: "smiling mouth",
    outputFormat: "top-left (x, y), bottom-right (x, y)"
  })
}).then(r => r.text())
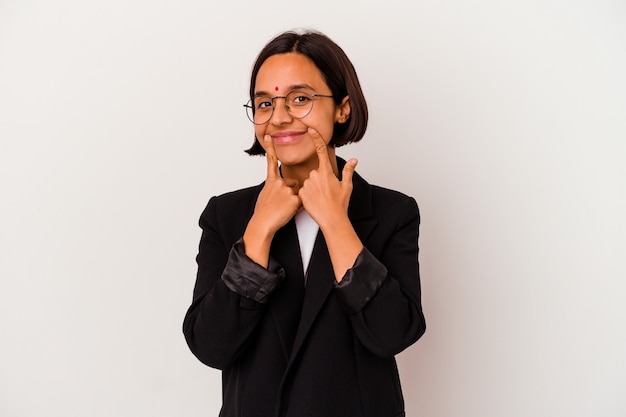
top-left (272, 131), bottom-right (306, 145)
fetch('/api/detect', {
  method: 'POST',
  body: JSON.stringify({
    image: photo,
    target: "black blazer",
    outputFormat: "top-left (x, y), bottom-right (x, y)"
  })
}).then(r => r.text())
top-left (183, 158), bottom-right (426, 417)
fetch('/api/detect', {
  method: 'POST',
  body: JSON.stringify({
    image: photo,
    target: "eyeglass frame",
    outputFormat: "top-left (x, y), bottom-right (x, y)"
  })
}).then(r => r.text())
top-left (243, 91), bottom-right (335, 125)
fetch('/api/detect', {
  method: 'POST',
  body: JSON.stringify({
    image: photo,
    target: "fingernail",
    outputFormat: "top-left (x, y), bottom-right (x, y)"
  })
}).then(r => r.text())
top-left (308, 127), bottom-right (317, 135)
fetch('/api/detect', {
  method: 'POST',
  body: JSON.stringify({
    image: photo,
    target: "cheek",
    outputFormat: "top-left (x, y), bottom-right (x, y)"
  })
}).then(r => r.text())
top-left (306, 112), bottom-right (336, 143)
top-left (314, 122), bottom-right (336, 145)
top-left (254, 126), bottom-right (266, 142)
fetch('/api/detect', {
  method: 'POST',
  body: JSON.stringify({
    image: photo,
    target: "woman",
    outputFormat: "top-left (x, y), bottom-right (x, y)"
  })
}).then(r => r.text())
top-left (183, 30), bottom-right (426, 417)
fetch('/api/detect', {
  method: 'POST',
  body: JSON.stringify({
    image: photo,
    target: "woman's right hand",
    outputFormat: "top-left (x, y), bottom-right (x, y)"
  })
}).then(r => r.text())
top-left (242, 135), bottom-right (301, 267)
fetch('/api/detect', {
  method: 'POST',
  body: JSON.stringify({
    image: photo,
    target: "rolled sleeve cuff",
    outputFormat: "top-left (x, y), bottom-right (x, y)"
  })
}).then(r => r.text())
top-left (221, 239), bottom-right (285, 303)
top-left (334, 248), bottom-right (387, 314)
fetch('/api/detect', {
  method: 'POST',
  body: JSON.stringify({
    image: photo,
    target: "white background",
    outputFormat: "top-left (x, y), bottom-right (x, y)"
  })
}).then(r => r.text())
top-left (1, 0), bottom-right (625, 416)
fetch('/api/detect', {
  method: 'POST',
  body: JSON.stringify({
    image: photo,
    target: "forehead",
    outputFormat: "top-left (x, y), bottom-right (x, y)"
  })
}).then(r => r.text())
top-left (255, 53), bottom-right (328, 93)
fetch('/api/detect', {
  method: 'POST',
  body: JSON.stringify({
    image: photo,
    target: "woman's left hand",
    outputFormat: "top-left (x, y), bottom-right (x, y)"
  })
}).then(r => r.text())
top-left (299, 127), bottom-right (357, 231)
top-left (299, 128), bottom-right (363, 281)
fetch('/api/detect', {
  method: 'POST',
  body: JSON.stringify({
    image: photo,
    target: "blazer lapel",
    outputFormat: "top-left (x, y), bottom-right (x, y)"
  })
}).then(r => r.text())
top-left (287, 231), bottom-right (334, 361)
top-left (268, 219), bottom-right (306, 360)
top-left (347, 162), bottom-right (378, 243)
top-left (286, 158), bottom-right (378, 365)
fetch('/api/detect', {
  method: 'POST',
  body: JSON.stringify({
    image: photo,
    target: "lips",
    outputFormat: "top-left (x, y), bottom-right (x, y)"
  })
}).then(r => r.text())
top-left (271, 130), bottom-right (306, 145)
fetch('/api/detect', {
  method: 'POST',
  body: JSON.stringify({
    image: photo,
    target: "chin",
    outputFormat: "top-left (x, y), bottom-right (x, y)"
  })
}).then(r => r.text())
top-left (275, 147), bottom-right (316, 167)
top-left (277, 155), bottom-right (308, 166)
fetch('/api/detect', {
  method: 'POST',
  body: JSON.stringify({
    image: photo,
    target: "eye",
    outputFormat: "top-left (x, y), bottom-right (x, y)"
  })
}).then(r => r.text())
top-left (288, 92), bottom-right (312, 107)
top-left (254, 97), bottom-right (273, 111)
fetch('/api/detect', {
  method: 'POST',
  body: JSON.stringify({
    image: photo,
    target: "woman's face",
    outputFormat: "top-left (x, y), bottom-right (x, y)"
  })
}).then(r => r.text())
top-left (253, 53), bottom-right (350, 170)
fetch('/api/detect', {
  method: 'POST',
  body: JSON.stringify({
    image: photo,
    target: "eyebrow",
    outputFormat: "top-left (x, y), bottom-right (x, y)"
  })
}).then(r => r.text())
top-left (254, 84), bottom-right (316, 97)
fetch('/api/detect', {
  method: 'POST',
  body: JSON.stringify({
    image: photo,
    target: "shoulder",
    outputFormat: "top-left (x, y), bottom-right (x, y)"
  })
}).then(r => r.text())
top-left (199, 183), bottom-right (263, 229)
top-left (340, 155), bottom-right (418, 215)
top-left (369, 184), bottom-right (420, 221)
top-left (369, 184), bottom-right (415, 205)
top-left (352, 168), bottom-right (418, 214)
top-left (351, 170), bottom-right (420, 230)
top-left (209, 184), bottom-right (263, 208)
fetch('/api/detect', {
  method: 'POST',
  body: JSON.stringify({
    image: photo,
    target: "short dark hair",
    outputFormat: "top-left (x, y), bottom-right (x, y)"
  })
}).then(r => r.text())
top-left (245, 30), bottom-right (368, 156)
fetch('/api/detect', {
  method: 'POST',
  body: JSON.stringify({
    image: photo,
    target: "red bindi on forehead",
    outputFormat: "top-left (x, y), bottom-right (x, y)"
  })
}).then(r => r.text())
top-left (275, 86), bottom-right (279, 91)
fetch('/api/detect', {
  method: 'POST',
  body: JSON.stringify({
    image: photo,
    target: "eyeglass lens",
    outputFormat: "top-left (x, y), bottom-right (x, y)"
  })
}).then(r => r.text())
top-left (245, 91), bottom-right (321, 125)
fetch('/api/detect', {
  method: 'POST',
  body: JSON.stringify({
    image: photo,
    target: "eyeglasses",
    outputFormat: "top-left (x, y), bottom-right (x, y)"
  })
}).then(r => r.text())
top-left (244, 90), bottom-right (334, 125)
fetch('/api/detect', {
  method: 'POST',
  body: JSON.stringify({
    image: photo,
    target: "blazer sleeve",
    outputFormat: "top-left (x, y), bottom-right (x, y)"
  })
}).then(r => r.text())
top-left (182, 196), bottom-right (283, 370)
top-left (334, 196), bottom-right (426, 358)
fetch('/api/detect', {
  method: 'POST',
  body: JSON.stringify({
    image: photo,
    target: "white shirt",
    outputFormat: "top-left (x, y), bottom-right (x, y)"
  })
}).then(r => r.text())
top-left (294, 209), bottom-right (319, 277)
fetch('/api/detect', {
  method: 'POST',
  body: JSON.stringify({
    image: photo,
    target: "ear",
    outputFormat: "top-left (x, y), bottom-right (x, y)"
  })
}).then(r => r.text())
top-left (334, 96), bottom-right (351, 124)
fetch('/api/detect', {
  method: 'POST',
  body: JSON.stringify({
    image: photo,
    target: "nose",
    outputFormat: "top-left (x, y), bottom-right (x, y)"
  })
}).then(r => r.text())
top-left (270, 97), bottom-right (293, 124)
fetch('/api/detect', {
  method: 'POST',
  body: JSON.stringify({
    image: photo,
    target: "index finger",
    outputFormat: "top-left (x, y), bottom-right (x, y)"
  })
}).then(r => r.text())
top-left (308, 127), bottom-right (331, 171)
top-left (264, 135), bottom-right (280, 180)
